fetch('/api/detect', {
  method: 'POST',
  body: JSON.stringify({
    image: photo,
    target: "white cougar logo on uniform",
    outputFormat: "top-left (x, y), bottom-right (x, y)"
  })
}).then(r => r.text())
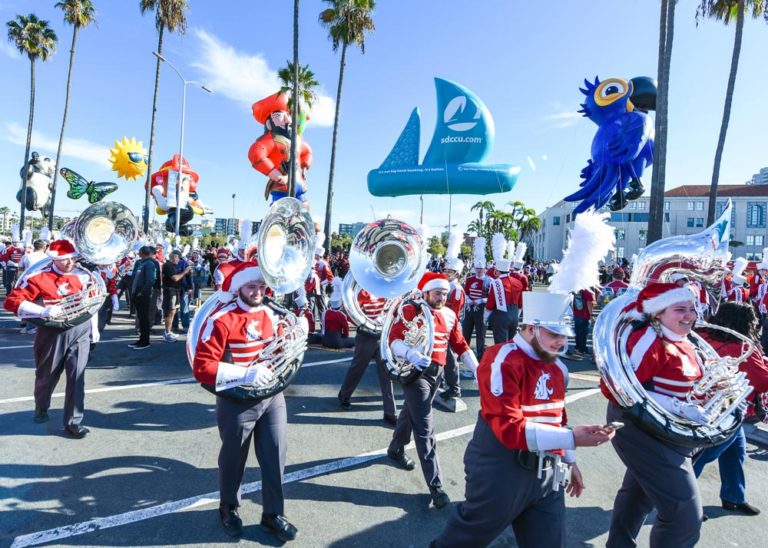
top-left (246, 320), bottom-right (262, 341)
top-left (534, 372), bottom-right (554, 400)
top-left (57, 282), bottom-right (71, 296)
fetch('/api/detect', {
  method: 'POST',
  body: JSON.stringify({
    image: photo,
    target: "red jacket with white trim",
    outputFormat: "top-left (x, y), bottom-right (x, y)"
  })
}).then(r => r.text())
top-left (485, 274), bottom-right (524, 311)
top-left (446, 280), bottom-right (466, 318)
top-left (478, 334), bottom-right (569, 455)
top-left (510, 271), bottom-right (529, 292)
top-left (3, 263), bottom-right (91, 314)
top-left (464, 275), bottom-right (488, 304)
top-left (213, 259), bottom-right (244, 290)
top-left (387, 302), bottom-right (470, 366)
top-left (314, 259), bottom-right (334, 286)
top-left (192, 300), bottom-right (279, 386)
top-left (1, 245), bottom-right (24, 266)
top-left (322, 308), bottom-right (349, 337)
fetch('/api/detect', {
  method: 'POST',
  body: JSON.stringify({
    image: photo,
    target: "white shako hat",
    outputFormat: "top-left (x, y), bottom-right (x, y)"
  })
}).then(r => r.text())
top-left (491, 232), bottom-right (508, 272)
top-left (730, 257), bottom-right (749, 286)
top-left (524, 211), bottom-right (616, 337)
top-left (514, 242), bottom-right (527, 270)
top-left (444, 230), bottom-right (464, 273)
top-left (472, 236), bottom-right (487, 269)
top-left (757, 248), bottom-right (768, 271)
top-left (217, 261), bottom-right (264, 303)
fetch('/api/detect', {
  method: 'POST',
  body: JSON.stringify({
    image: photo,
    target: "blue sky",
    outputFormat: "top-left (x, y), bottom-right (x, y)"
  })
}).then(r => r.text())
top-left (1, 0), bottom-right (767, 235)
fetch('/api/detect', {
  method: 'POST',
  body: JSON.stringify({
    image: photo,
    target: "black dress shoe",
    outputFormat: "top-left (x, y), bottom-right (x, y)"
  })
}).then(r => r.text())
top-left (387, 450), bottom-right (416, 471)
top-left (64, 425), bottom-right (90, 439)
top-left (722, 500), bottom-right (760, 515)
top-left (338, 397), bottom-right (352, 410)
top-left (439, 386), bottom-right (461, 400)
top-left (383, 414), bottom-right (397, 426)
top-left (33, 408), bottom-right (48, 423)
top-left (429, 486), bottom-right (451, 509)
top-left (219, 504), bottom-right (243, 537)
top-left (261, 513), bottom-right (297, 542)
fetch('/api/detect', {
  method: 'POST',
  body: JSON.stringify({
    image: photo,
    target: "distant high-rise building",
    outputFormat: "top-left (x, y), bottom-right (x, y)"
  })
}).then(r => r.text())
top-left (214, 217), bottom-right (239, 235)
top-left (338, 222), bottom-right (367, 238)
top-left (748, 167), bottom-right (768, 185)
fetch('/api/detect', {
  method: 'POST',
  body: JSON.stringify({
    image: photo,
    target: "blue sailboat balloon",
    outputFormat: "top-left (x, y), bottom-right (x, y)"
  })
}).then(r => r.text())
top-left (368, 78), bottom-right (520, 197)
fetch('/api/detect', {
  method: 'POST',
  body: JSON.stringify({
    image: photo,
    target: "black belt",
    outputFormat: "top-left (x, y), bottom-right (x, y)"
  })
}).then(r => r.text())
top-left (516, 450), bottom-right (554, 471)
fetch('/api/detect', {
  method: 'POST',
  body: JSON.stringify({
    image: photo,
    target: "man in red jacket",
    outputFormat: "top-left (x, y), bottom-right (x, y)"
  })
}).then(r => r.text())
top-left (192, 261), bottom-right (297, 542)
top-left (1, 237), bottom-right (24, 295)
top-left (485, 258), bottom-right (525, 344)
top-left (3, 239), bottom-right (95, 438)
top-left (386, 272), bottom-right (479, 508)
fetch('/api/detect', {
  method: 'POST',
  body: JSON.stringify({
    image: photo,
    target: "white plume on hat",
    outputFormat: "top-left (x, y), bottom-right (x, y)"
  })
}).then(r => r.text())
top-left (731, 256), bottom-right (749, 285)
top-left (491, 233), bottom-right (506, 264)
top-left (472, 236), bottom-right (487, 269)
top-left (549, 211), bottom-right (616, 295)
top-left (239, 219), bottom-right (252, 240)
top-left (444, 230), bottom-right (464, 273)
top-left (506, 240), bottom-right (516, 260)
top-left (22, 228), bottom-right (33, 247)
top-left (314, 231), bottom-right (326, 256)
top-left (514, 242), bottom-right (527, 268)
top-left (329, 276), bottom-right (343, 307)
top-left (757, 248), bottom-right (768, 271)
top-left (39, 227), bottom-right (51, 241)
top-left (182, 244), bottom-right (191, 257)
top-left (192, 237), bottom-right (200, 250)
top-left (11, 224), bottom-right (20, 242)
top-left (417, 223), bottom-right (430, 242)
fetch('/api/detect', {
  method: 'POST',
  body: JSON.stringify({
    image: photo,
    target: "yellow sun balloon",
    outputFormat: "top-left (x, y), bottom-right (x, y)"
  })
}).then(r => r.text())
top-left (109, 136), bottom-right (148, 180)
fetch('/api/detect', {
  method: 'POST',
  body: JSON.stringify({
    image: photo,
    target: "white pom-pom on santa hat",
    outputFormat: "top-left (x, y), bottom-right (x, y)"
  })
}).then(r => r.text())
top-left (47, 239), bottom-right (78, 259)
top-left (418, 271), bottom-right (450, 293)
top-left (217, 261), bottom-right (264, 303)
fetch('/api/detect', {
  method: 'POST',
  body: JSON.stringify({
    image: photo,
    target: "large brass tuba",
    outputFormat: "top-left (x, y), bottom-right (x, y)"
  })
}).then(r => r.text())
top-left (345, 218), bottom-right (433, 383)
top-left (20, 200), bottom-right (139, 329)
top-left (340, 274), bottom-right (394, 335)
top-left (594, 202), bottom-right (755, 447)
top-left (186, 197), bottom-right (312, 402)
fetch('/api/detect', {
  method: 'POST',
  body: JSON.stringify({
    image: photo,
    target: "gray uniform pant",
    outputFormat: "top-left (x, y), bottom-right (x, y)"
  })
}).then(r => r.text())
top-left (443, 351), bottom-right (459, 392)
top-left (436, 415), bottom-right (565, 548)
top-left (388, 362), bottom-right (444, 489)
top-left (491, 305), bottom-right (519, 345)
top-left (216, 393), bottom-right (287, 516)
top-left (338, 332), bottom-right (396, 418)
top-left (606, 403), bottom-right (702, 548)
top-left (33, 321), bottom-right (91, 427)
top-left (462, 306), bottom-right (486, 359)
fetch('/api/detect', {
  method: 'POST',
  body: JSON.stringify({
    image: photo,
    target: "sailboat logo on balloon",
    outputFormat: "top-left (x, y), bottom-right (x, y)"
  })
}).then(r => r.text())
top-left (367, 78), bottom-right (520, 197)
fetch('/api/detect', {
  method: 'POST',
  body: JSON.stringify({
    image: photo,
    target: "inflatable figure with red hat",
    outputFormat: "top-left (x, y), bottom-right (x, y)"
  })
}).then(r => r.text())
top-left (147, 154), bottom-right (212, 235)
top-left (248, 92), bottom-right (313, 204)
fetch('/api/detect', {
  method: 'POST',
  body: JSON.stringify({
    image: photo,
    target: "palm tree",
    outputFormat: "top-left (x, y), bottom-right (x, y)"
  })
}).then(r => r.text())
top-left (48, 0), bottom-right (96, 231)
top-left (647, 0), bottom-right (676, 244)
top-left (319, 0), bottom-right (376, 242)
top-left (700, 0), bottom-right (767, 225)
top-left (470, 200), bottom-right (496, 238)
top-left (0, 206), bottom-right (10, 232)
top-left (277, 61), bottom-right (320, 116)
top-left (139, 0), bottom-right (189, 232)
top-left (6, 14), bottom-right (57, 232)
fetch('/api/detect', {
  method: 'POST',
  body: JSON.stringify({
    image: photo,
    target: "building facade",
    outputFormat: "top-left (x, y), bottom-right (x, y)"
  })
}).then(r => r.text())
top-left (748, 167), bottom-right (768, 185)
top-left (338, 222), bottom-right (367, 239)
top-left (532, 184), bottom-right (768, 262)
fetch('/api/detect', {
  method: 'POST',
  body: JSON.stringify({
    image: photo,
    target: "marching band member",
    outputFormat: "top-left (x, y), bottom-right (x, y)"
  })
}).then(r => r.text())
top-left (433, 292), bottom-right (615, 547)
top-left (604, 267), bottom-right (629, 298)
top-left (386, 272), bottom-right (479, 508)
top-left (212, 222), bottom-right (254, 291)
top-left (3, 239), bottom-right (93, 438)
top-left (484, 257), bottom-right (524, 345)
top-left (337, 283), bottom-right (398, 423)
top-left (755, 253), bottom-right (768, 354)
top-left (462, 238), bottom-right (489, 360)
top-left (510, 242), bottom-right (529, 292)
top-left (1, 227), bottom-right (24, 295)
top-left (319, 292), bottom-right (354, 349)
top-left (440, 232), bottom-right (466, 400)
top-left (96, 263), bottom-right (119, 335)
top-left (723, 257), bottom-right (749, 303)
top-left (212, 247), bottom-right (233, 290)
top-left (603, 282), bottom-right (709, 548)
top-left (192, 261), bottom-right (298, 542)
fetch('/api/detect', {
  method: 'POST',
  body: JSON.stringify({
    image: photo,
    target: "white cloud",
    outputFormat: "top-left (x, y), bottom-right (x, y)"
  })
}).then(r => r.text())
top-left (3, 122), bottom-right (111, 168)
top-left (191, 29), bottom-right (335, 127)
top-left (542, 110), bottom-right (582, 129)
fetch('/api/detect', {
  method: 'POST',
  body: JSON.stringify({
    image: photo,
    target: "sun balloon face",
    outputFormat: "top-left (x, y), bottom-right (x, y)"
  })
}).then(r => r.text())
top-left (109, 137), bottom-right (148, 180)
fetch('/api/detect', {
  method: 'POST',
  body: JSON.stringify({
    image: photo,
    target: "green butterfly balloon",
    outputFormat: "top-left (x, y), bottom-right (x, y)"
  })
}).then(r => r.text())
top-left (60, 168), bottom-right (118, 204)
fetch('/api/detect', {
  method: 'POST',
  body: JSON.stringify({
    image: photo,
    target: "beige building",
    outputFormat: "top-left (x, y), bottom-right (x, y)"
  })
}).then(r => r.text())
top-left (532, 184), bottom-right (768, 262)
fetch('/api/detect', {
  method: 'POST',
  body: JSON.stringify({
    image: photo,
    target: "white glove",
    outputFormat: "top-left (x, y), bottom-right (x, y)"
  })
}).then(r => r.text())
top-left (405, 348), bottom-right (431, 371)
top-left (111, 294), bottom-right (120, 311)
top-left (460, 350), bottom-right (479, 378)
top-left (268, 168), bottom-right (288, 185)
top-left (42, 304), bottom-right (64, 319)
top-left (674, 400), bottom-right (713, 425)
top-left (245, 363), bottom-right (274, 388)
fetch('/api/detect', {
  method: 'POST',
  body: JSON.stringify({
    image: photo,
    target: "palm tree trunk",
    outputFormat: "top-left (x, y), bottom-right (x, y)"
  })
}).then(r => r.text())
top-left (288, 0), bottom-right (300, 199)
top-left (143, 25), bottom-right (165, 233)
top-left (647, 0), bottom-right (675, 244)
top-left (323, 41), bottom-right (347, 241)
top-left (706, 0), bottom-right (744, 226)
top-left (48, 26), bottom-right (79, 231)
top-left (19, 57), bottom-right (37, 232)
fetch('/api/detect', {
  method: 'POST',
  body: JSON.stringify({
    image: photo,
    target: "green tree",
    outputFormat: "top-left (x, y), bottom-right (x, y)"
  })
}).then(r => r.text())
top-left (48, 0), bottom-right (96, 230)
top-left (6, 13), bottom-right (57, 231)
top-left (647, 0), bottom-right (676, 243)
top-left (469, 200), bottom-right (496, 238)
top-left (699, 0), bottom-right (768, 224)
top-left (428, 236), bottom-right (446, 257)
top-left (139, 0), bottom-right (189, 232)
top-left (278, 61), bottom-right (319, 116)
top-left (319, 0), bottom-right (376, 245)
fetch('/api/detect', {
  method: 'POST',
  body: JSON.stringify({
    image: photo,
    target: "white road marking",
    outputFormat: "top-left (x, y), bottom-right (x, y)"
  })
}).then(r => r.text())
top-left (570, 372), bottom-right (602, 383)
top-left (0, 337), bottom-right (136, 351)
top-left (10, 389), bottom-right (600, 547)
top-left (0, 357), bottom-right (352, 405)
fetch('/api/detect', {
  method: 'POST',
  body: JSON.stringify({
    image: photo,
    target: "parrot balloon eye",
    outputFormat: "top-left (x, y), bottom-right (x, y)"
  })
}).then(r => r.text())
top-left (595, 78), bottom-right (629, 106)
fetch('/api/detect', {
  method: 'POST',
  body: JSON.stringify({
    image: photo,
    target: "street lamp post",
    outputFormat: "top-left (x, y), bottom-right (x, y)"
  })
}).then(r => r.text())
top-left (152, 51), bottom-right (211, 242)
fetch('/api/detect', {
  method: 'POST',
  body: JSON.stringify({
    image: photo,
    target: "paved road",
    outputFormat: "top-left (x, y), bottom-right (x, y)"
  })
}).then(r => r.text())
top-left (1, 296), bottom-right (767, 547)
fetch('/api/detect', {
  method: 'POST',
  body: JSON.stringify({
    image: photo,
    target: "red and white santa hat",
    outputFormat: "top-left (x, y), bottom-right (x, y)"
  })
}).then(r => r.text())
top-left (418, 272), bottom-right (450, 293)
top-left (46, 239), bottom-right (78, 260)
top-left (216, 247), bottom-right (230, 260)
top-left (623, 282), bottom-right (696, 320)
top-left (218, 261), bottom-right (264, 303)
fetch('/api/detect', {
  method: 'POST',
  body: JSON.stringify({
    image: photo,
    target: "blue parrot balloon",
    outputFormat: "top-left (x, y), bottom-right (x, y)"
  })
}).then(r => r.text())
top-left (564, 76), bottom-right (657, 213)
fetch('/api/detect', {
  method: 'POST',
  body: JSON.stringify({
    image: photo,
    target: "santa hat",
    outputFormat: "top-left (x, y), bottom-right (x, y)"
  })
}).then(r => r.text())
top-left (444, 230), bottom-right (464, 273)
top-left (472, 237), bottom-right (486, 269)
top-left (757, 248), bottom-right (768, 271)
top-left (252, 92), bottom-right (290, 125)
top-left (513, 242), bottom-right (527, 270)
top-left (730, 257), bottom-right (749, 286)
top-left (47, 239), bottom-right (78, 259)
top-left (216, 247), bottom-right (230, 259)
top-left (418, 272), bottom-right (450, 293)
top-left (218, 261), bottom-right (264, 303)
top-left (623, 282), bottom-right (696, 320)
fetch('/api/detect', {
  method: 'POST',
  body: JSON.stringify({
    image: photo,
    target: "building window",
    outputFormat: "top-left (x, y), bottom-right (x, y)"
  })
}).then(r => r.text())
top-left (629, 202), bottom-right (637, 210)
top-left (638, 201), bottom-right (646, 210)
top-left (617, 247), bottom-right (625, 259)
top-left (552, 216), bottom-right (560, 226)
top-left (747, 202), bottom-right (767, 228)
top-left (616, 229), bottom-right (626, 241)
top-left (757, 235), bottom-right (765, 247)
top-left (696, 217), bottom-right (704, 227)
top-left (747, 235), bottom-right (755, 246)
top-left (696, 201), bottom-right (704, 211)
top-left (639, 229), bottom-right (647, 241)
top-left (664, 212), bottom-right (670, 222)
top-left (687, 201), bottom-right (694, 211)
top-left (566, 214), bottom-right (571, 224)
top-left (687, 217), bottom-right (695, 228)
top-left (716, 201), bottom-right (737, 225)
top-left (664, 201), bottom-right (670, 210)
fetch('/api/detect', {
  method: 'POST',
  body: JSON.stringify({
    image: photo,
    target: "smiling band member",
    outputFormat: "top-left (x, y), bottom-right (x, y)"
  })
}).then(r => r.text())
top-left (3, 239), bottom-right (93, 438)
top-left (433, 291), bottom-right (615, 547)
top-left (192, 262), bottom-right (297, 542)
